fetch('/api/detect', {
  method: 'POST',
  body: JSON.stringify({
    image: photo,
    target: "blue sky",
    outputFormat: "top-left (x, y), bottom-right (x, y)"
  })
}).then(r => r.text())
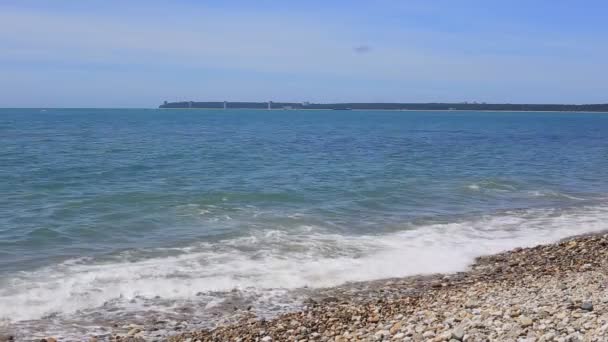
top-left (1, 0), bottom-right (607, 107)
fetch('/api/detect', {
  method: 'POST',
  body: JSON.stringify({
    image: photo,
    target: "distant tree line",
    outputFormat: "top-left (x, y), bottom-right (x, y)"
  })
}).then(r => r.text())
top-left (159, 101), bottom-right (608, 112)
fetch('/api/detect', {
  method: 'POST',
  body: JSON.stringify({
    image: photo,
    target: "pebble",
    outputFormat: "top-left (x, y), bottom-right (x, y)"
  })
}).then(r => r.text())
top-left (451, 327), bottom-right (465, 341)
top-left (581, 301), bottom-right (593, 311)
top-left (464, 301), bottom-right (479, 309)
top-left (520, 316), bottom-right (534, 328)
top-left (127, 328), bottom-right (141, 336)
top-left (422, 330), bottom-right (435, 338)
top-left (389, 321), bottom-right (402, 334)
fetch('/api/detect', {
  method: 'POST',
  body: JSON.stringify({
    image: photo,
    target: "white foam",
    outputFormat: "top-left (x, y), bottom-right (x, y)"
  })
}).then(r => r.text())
top-left (1, 204), bottom-right (608, 323)
top-left (527, 190), bottom-right (585, 200)
top-left (466, 180), bottom-right (518, 192)
top-left (467, 184), bottom-right (480, 190)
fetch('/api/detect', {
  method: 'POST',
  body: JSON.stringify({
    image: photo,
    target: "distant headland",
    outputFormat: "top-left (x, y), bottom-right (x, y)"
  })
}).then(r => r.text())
top-left (159, 101), bottom-right (608, 112)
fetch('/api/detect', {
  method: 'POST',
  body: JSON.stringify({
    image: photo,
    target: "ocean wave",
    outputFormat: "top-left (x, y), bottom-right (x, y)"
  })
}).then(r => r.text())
top-left (526, 190), bottom-right (585, 201)
top-left (466, 180), bottom-right (518, 192)
top-left (465, 181), bottom-right (588, 201)
top-left (1, 204), bottom-right (608, 326)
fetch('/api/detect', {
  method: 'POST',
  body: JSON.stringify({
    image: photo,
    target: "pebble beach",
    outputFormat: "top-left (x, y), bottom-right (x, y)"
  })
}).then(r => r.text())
top-left (162, 233), bottom-right (608, 342)
top-left (18, 232), bottom-right (602, 342)
top-left (164, 232), bottom-right (608, 342)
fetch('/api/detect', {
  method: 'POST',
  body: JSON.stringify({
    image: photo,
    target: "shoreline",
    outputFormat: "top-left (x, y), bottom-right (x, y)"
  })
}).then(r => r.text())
top-left (156, 108), bottom-right (608, 114)
top-left (165, 232), bottom-right (608, 342)
top-left (6, 232), bottom-right (608, 341)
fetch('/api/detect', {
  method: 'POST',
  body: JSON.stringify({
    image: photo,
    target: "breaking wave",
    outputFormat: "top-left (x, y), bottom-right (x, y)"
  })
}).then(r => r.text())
top-left (2, 204), bottom-right (608, 325)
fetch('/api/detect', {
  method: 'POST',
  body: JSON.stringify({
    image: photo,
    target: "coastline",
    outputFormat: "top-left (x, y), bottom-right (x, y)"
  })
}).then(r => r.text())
top-left (4, 233), bottom-right (607, 341)
top-left (158, 101), bottom-right (608, 113)
top-left (155, 108), bottom-right (608, 114)
top-left (157, 232), bottom-right (608, 342)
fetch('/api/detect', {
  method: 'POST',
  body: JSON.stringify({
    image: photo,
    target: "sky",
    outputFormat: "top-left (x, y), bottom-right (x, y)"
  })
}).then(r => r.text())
top-left (1, 0), bottom-right (607, 107)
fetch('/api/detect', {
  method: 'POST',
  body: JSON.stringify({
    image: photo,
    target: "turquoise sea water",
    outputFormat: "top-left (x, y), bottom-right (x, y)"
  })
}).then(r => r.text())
top-left (1, 109), bottom-right (608, 337)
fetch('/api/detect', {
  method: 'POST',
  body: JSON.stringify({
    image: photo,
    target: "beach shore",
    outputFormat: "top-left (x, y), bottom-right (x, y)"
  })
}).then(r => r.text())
top-left (163, 233), bottom-right (608, 342)
top-left (10, 232), bottom-right (608, 342)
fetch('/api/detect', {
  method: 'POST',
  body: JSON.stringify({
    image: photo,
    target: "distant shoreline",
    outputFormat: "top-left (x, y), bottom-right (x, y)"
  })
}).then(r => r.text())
top-left (158, 107), bottom-right (608, 114)
top-left (159, 101), bottom-right (608, 112)
top-left (2, 107), bottom-right (608, 113)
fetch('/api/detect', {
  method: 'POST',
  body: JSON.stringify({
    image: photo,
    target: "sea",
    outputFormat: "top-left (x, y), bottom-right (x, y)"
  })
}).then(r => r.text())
top-left (1, 108), bottom-right (608, 339)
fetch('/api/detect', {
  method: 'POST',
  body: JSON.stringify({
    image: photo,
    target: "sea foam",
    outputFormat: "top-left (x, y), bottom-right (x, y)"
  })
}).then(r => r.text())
top-left (1, 204), bottom-right (608, 326)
